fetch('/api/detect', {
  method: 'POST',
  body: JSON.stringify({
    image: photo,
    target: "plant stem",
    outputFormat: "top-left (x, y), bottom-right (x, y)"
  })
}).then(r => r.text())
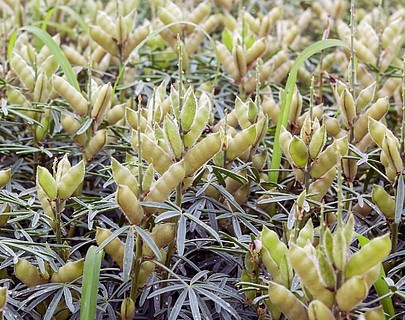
top-left (130, 231), bottom-right (142, 301)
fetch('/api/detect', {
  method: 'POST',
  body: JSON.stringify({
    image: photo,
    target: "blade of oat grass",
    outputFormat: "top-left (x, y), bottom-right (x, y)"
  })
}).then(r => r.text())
top-left (80, 246), bottom-right (103, 320)
top-left (269, 39), bottom-right (349, 185)
top-left (21, 26), bottom-right (80, 91)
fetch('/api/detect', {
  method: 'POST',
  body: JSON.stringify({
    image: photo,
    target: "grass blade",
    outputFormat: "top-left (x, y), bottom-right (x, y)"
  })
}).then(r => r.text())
top-left (80, 246), bottom-right (103, 320)
top-left (269, 39), bottom-right (349, 184)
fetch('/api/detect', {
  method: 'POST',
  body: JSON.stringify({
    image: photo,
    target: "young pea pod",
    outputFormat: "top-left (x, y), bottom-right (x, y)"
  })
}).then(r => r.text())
top-left (183, 132), bottom-right (221, 176)
top-left (14, 259), bottom-right (49, 287)
top-left (363, 306), bottom-right (385, 320)
top-left (180, 88), bottom-right (197, 133)
top-left (297, 219), bottom-right (313, 247)
top-left (289, 88), bottom-right (303, 125)
top-left (268, 281), bottom-right (309, 320)
top-left (84, 129), bottom-right (107, 162)
top-left (354, 98), bottom-right (388, 142)
top-left (116, 185), bottom-right (144, 225)
top-left (91, 83), bottom-right (112, 128)
top-left (120, 297), bottom-right (135, 320)
top-left (309, 125), bottom-right (326, 159)
top-left (336, 276), bottom-right (368, 312)
top-left (96, 227), bottom-right (125, 268)
top-left (345, 233), bottom-right (391, 279)
top-left (157, 8), bottom-right (181, 34)
top-left (37, 166), bottom-right (57, 199)
top-left (106, 103), bottom-right (126, 125)
top-left (89, 25), bottom-right (119, 56)
top-left (235, 97), bottom-right (251, 129)
top-left (381, 19), bottom-right (403, 49)
top-left (216, 42), bottom-right (240, 81)
top-left (123, 25), bottom-right (150, 59)
top-left (61, 113), bottom-right (87, 146)
top-left (111, 157), bottom-right (139, 197)
top-left (115, 16), bottom-right (127, 45)
top-left (57, 160), bottom-right (85, 200)
top-left (340, 88), bottom-right (356, 128)
top-left (51, 260), bottom-right (84, 283)
top-left (10, 52), bottom-right (35, 90)
top-left (382, 135), bottom-right (403, 175)
top-left (0, 169), bottom-right (11, 188)
top-left (137, 261), bottom-right (155, 287)
top-left (187, 1), bottom-right (211, 33)
top-left (151, 223), bottom-right (176, 248)
top-left (308, 166), bottom-right (336, 202)
top-left (227, 124), bottom-right (256, 161)
top-left (34, 72), bottom-right (50, 103)
top-left (356, 82), bottom-right (376, 112)
top-left (96, 10), bottom-right (116, 37)
top-left (333, 229), bottom-right (347, 271)
top-left (53, 76), bottom-right (88, 116)
top-left (308, 300), bottom-right (335, 320)
top-left (245, 38), bottom-right (266, 65)
top-left (260, 226), bottom-right (288, 266)
top-left (372, 185), bottom-right (395, 219)
top-left (56, 155), bottom-right (71, 184)
top-left (289, 136), bottom-right (308, 168)
top-left (183, 100), bottom-right (211, 148)
top-left (164, 115), bottom-right (183, 159)
top-left (317, 250), bottom-right (336, 289)
top-left (368, 117), bottom-right (386, 148)
top-left (289, 243), bottom-right (335, 307)
top-left (232, 44), bottom-right (247, 78)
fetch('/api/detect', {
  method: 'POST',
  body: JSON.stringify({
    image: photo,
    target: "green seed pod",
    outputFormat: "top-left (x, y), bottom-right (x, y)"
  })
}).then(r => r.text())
top-left (116, 184), bottom-right (144, 225)
top-left (356, 82), bottom-right (376, 112)
top-left (317, 250), bottom-right (336, 289)
top-left (34, 72), bottom-right (50, 103)
top-left (0, 204), bottom-right (11, 227)
top-left (106, 103), bottom-right (126, 125)
top-left (354, 97), bottom-right (388, 142)
top-left (10, 52), bottom-right (35, 90)
top-left (382, 136), bottom-right (403, 174)
top-left (37, 166), bottom-right (57, 199)
top-left (336, 276), bottom-right (368, 311)
top-left (362, 263), bottom-right (381, 289)
top-left (262, 96), bottom-right (280, 125)
top-left (55, 155), bottom-right (71, 184)
top-left (91, 83), bottom-right (112, 127)
top-left (261, 226), bottom-right (288, 266)
top-left (120, 297), bottom-right (135, 320)
top-left (61, 113), bottom-right (87, 146)
top-left (289, 136), bottom-right (308, 168)
top-left (289, 87), bottom-right (303, 124)
top-left (84, 129), bottom-right (107, 162)
top-left (260, 247), bottom-right (281, 279)
top-left (96, 227), bottom-right (125, 268)
top-left (111, 157), bottom-right (138, 197)
top-left (352, 38), bottom-right (376, 65)
top-left (0, 168), bottom-right (11, 188)
top-left (345, 233), bottom-right (391, 279)
top-left (158, 8), bottom-right (181, 34)
top-left (268, 281), bottom-right (309, 320)
top-left (289, 243), bottom-right (335, 307)
top-left (235, 97), bottom-right (251, 129)
top-left (245, 38), bottom-right (267, 66)
top-left (308, 166), bottom-right (336, 202)
top-left (0, 287), bottom-right (7, 309)
top-left (123, 25), bottom-right (150, 59)
top-left (183, 132), bottom-right (221, 176)
top-left (227, 124), bottom-right (256, 161)
top-left (145, 161), bottom-right (185, 205)
top-left (51, 260), bottom-right (84, 283)
top-left (232, 44), bottom-right (247, 78)
top-left (137, 261), bottom-right (155, 287)
top-left (6, 86), bottom-right (33, 116)
top-left (187, 1), bottom-right (211, 33)
top-left (300, 115), bottom-right (312, 144)
top-left (115, 16), bottom-right (127, 45)
top-left (37, 184), bottom-right (55, 223)
top-left (323, 228), bottom-right (334, 262)
top-left (309, 125), bottom-right (326, 159)
top-left (53, 76), bottom-right (88, 116)
top-left (180, 88), bottom-right (197, 132)
top-left (126, 108), bottom-right (147, 132)
top-left (372, 185), bottom-right (395, 219)
top-left (324, 116), bottom-right (343, 138)
top-left (142, 163), bottom-right (154, 193)
top-left (340, 88), bottom-right (356, 128)
top-left (57, 160), bottom-right (85, 200)
top-left (96, 10), bottom-right (116, 37)
top-left (164, 115), bottom-right (183, 159)
top-left (89, 25), bottom-right (119, 56)
top-left (333, 229), bottom-right (347, 271)
top-left (308, 300), bottom-right (335, 320)
top-left (62, 45), bottom-right (87, 67)
top-left (152, 223), bottom-right (176, 248)
top-left (368, 117), bottom-right (386, 148)
top-left (297, 219), bottom-right (313, 247)
top-left (183, 100), bottom-right (211, 148)
top-left (36, 112), bottom-right (50, 141)
top-left (14, 259), bottom-right (49, 287)
top-left (381, 19), bottom-right (402, 49)
top-left (311, 136), bottom-right (348, 179)
top-left (216, 42), bottom-right (240, 81)
top-left (363, 306), bottom-right (384, 320)
top-left (42, 55), bottom-right (59, 78)
top-left (132, 132), bottom-right (173, 175)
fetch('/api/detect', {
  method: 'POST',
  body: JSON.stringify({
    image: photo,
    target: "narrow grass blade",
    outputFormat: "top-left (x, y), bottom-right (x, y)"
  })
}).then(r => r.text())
top-left (80, 246), bottom-right (103, 320)
top-left (269, 39), bottom-right (349, 184)
top-left (21, 26), bottom-right (80, 91)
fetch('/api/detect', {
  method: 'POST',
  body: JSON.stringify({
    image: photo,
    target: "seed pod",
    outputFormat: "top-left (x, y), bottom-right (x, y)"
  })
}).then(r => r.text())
top-left (123, 25), bottom-right (150, 59)
top-left (345, 233), bottom-right (391, 279)
top-left (340, 88), bottom-right (356, 128)
top-left (14, 259), bottom-right (49, 287)
top-left (308, 300), bottom-right (335, 320)
top-left (163, 115), bottom-right (183, 159)
top-left (324, 116), bottom-right (343, 138)
top-left (183, 132), bottom-right (221, 176)
top-left (216, 42), bottom-right (240, 81)
top-left (120, 297), bottom-right (135, 320)
top-left (53, 76), bottom-right (88, 116)
top-left (42, 55), bottom-right (59, 78)
top-left (378, 77), bottom-right (401, 98)
top-left (84, 129), bottom-right (107, 162)
top-left (245, 38), bottom-right (266, 66)
top-left (333, 229), bottom-right (347, 271)
top-left (297, 219), bottom-right (313, 247)
top-left (90, 25), bottom-right (119, 56)
top-left (91, 83), bottom-right (112, 127)
top-left (152, 223), bottom-right (175, 248)
top-left (308, 166), bottom-right (336, 202)
top-left (62, 45), bottom-right (87, 67)
top-left (145, 161), bottom-right (185, 205)
top-left (34, 72), bottom-right (50, 103)
top-left (368, 118), bottom-right (386, 149)
top-left (227, 125), bottom-right (256, 161)
top-left (235, 97), bottom-right (251, 129)
top-left (180, 88), bottom-right (196, 132)
top-left (55, 155), bottom-right (71, 184)
top-left (57, 160), bottom-right (85, 200)
top-left (187, 1), bottom-right (211, 33)
top-left (268, 281), bottom-right (309, 320)
top-left (0, 168), bottom-right (11, 188)
top-left (260, 247), bottom-right (280, 279)
top-left (382, 136), bottom-right (403, 174)
top-left (6, 86), bottom-right (33, 114)
top-left (37, 166), bottom-right (57, 199)
top-left (372, 185), bottom-right (395, 219)
top-left (158, 8), bottom-right (181, 34)
top-left (96, 227), bottom-right (125, 268)
top-left (259, 7), bottom-right (283, 37)
top-left (261, 226), bottom-right (288, 266)
top-left (133, 132), bottom-right (173, 175)
top-left (354, 97), bottom-right (389, 142)
top-left (289, 243), bottom-right (335, 307)
top-left (289, 136), bottom-right (308, 168)
top-left (336, 276), bottom-right (368, 311)
top-left (183, 100), bottom-right (210, 148)
top-left (115, 16), bottom-right (127, 45)
top-left (10, 52), bottom-right (35, 90)
top-left (311, 136), bottom-right (348, 179)
top-left (106, 103), bottom-right (125, 125)
top-left (363, 306), bottom-right (384, 320)
top-left (289, 88), bottom-right (303, 124)
top-left (357, 82), bottom-right (376, 112)
top-left (111, 157), bottom-right (138, 196)
top-left (96, 11), bottom-right (116, 37)
top-left (137, 261), bottom-right (155, 287)
top-left (61, 113), bottom-right (87, 146)
top-left (0, 287), bottom-right (7, 309)
top-left (352, 38), bottom-right (377, 65)
top-left (51, 260), bottom-right (84, 283)
top-left (381, 19), bottom-right (402, 49)
top-left (232, 44), bottom-right (247, 78)
top-left (116, 184), bottom-right (144, 225)
top-left (126, 108), bottom-right (147, 132)
top-left (317, 250), bottom-right (336, 289)
top-left (309, 125), bottom-right (326, 160)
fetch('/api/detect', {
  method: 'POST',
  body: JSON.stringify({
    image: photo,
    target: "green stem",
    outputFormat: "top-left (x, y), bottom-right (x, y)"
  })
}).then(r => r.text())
top-left (130, 231), bottom-right (142, 301)
top-left (349, 0), bottom-right (356, 94)
top-left (390, 222), bottom-right (398, 254)
top-left (54, 199), bottom-right (63, 246)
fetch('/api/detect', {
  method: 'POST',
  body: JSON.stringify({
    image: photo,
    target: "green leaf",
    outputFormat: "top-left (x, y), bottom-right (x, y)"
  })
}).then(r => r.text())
top-left (80, 246), bottom-right (103, 320)
top-left (21, 26), bottom-right (80, 91)
top-left (269, 39), bottom-right (349, 184)
top-left (222, 28), bottom-right (233, 52)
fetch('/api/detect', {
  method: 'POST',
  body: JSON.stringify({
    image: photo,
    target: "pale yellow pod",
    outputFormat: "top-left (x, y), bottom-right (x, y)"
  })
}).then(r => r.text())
top-left (262, 96), bottom-right (280, 124)
top-left (33, 72), bottom-right (50, 103)
top-left (41, 55), bottom-right (59, 78)
top-left (283, 25), bottom-right (299, 48)
top-left (336, 276), bottom-right (368, 312)
top-left (57, 160), bottom-right (85, 199)
top-left (378, 45), bottom-right (396, 73)
top-left (10, 52), bottom-right (35, 90)
top-left (227, 124), bottom-right (256, 161)
top-left (96, 227), bottom-right (125, 268)
top-left (267, 60), bottom-right (293, 84)
top-left (61, 113), bottom-right (87, 146)
top-left (107, 103), bottom-right (126, 125)
top-left (357, 21), bottom-right (379, 55)
top-left (62, 45), bottom-right (87, 67)
top-left (352, 38), bottom-right (377, 65)
top-left (378, 77), bottom-right (401, 98)
top-left (158, 8), bottom-right (182, 35)
top-left (382, 136), bottom-right (403, 174)
top-left (217, 42), bottom-right (240, 81)
top-left (356, 82), bottom-right (376, 112)
top-left (91, 83), bottom-right (112, 126)
top-left (289, 87), bottom-right (303, 124)
top-left (90, 26), bottom-right (119, 56)
top-left (123, 25), bottom-right (150, 59)
top-left (187, 1), bottom-right (211, 33)
top-left (144, 161), bottom-right (186, 204)
top-left (37, 184), bottom-right (55, 223)
top-left (116, 184), bottom-right (144, 225)
top-left (308, 166), bottom-right (336, 202)
top-left (51, 260), bottom-right (84, 283)
top-left (111, 157), bottom-right (139, 196)
top-left (232, 44), bottom-right (247, 78)
top-left (243, 11), bottom-right (260, 34)
top-left (356, 63), bottom-right (375, 88)
top-left (0, 168), bottom-right (11, 188)
top-left (381, 18), bottom-right (403, 49)
top-left (259, 7), bottom-right (283, 37)
top-left (245, 38), bottom-right (267, 66)
top-left (14, 259), bottom-right (49, 287)
top-left (6, 86), bottom-right (32, 109)
top-left (308, 300), bottom-right (335, 320)
top-left (115, 16), bottom-right (127, 45)
top-left (336, 19), bottom-right (350, 40)
top-left (84, 130), bottom-right (107, 162)
top-left (96, 10), bottom-right (116, 37)
top-left (53, 76), bottom-right (88, 116)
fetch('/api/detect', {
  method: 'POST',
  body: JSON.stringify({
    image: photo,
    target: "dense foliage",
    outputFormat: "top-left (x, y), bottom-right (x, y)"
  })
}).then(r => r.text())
top-left (0, 0), bottom-right (403, 319)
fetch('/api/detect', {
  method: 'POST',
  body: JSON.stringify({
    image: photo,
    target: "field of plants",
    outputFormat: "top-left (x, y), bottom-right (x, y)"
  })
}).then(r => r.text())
top-left (0, 0), bottom-right (403, 319)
